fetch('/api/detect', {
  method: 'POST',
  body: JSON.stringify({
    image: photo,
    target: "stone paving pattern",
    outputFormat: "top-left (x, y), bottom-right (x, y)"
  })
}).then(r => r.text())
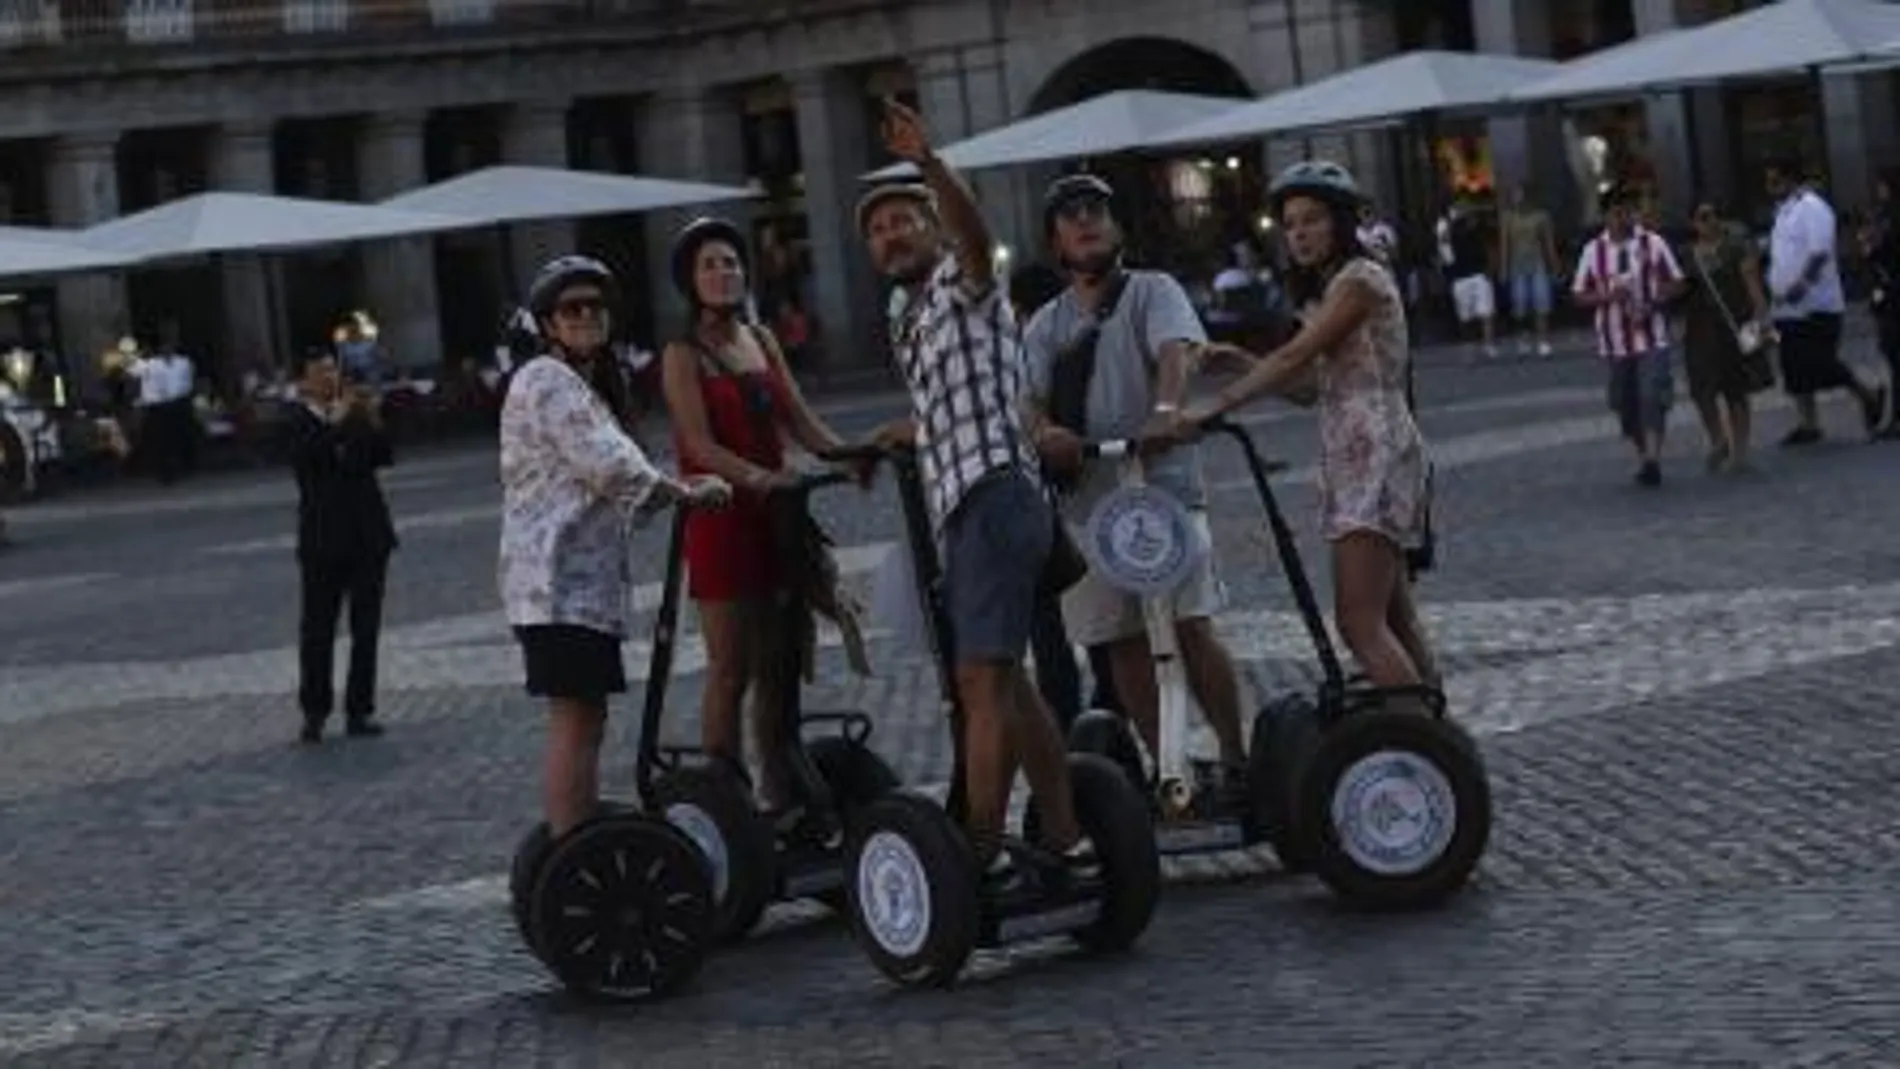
top-left (2, 344), bottom-right (1899, 1065)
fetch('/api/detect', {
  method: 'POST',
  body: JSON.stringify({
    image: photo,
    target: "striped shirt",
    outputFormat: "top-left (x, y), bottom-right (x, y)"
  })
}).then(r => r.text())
top-left (1572, 226), bottom-right (1683, 359)
top-left (890, 253), bottom-right (1040, 529)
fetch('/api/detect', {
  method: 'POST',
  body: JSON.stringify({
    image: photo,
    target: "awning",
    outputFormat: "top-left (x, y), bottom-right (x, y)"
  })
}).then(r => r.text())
top-left (1149, 50), bottom-right (1564, 148)
top-left (378, 165), bottom-right (757, 225)
top-left (1507, 0), bottom-right (1900, 103)
top-left (863, 89), bottom-right (1250, 179)
top-left (0, 232), bottom-right (138, 280)
top-left (77, 191), bottom-right (472, 261)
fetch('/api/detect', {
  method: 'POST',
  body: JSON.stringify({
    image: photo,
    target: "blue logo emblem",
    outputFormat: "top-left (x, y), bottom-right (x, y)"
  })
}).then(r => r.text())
top-left (1082, 485), bottom-right (1202, 597)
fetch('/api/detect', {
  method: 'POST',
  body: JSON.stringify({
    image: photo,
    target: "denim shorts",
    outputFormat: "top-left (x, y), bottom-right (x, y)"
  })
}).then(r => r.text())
top-left (942, 468), bottom-right (1052, 663)
top-left (1606, 348), bottom-right (1673, 442)
top-left (1510, 271), bottom-right (1553, 318)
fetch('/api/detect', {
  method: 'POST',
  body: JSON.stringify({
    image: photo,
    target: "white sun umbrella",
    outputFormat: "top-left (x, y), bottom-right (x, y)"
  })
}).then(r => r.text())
top-left (1508, 0), bottom-right (1900, 103)
top-left (1148, 51), bottom-right (1564, 149)
top-left (0, 230), bottom-right (138, 280)
top-left (863, 89), bottom-right (1252, 180)
top-left (377, 164), bottom-right (757, 224)
top-left (76, 191), bottom-right (472, 261)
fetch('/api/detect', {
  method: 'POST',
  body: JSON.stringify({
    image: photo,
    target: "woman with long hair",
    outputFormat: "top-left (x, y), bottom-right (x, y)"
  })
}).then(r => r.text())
top-left (499, 255), bottom-right (730, 839)
top-left (1162, 160), bottom-right (1438, 693)
top-left (1679, 200), bottom-right (1773, 470)
top-left (659, 217), bottom-right (863, 818)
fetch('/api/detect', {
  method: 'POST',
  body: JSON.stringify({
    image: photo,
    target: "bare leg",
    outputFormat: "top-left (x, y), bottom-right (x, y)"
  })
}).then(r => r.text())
top-left (1105, 636), bottom-right (1160, 761)
top-left (696, 600), bottom-right (757, 782)
top-left (1693, 394), bottom-right (1728, 467)
top-left (1332, 533), bottom-right (1421, 689)
top-left (1384, 574), bottom-right (1440, 688)
top-left (546, 699), bottom-right (607, 837)
top-left (1177, 619), bottom-right (1247, 768)
top-left (1725, 397), bottom-right (1754, 469)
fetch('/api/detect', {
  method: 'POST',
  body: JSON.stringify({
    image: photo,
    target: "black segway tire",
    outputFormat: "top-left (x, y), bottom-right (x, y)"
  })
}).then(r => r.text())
top-left (651, 766), bottom-right (777, 944)
top-left (509, 823), bottom-right (555, 959)
top-left (1245, 694), bottom-right (1324, 871)
top-left (1021, 710), bottom-right (1146, 845)
top-left (0, 422), bottom-right (27, 504)
top-left (844, 791), bottom-right (980, 988)
top-left (1066, 753), bottom-right (1161, 954)
top-left (1292, 709), bottom-right (1491, 911)
top-left (527, 812), bottom-right (714, 1002)
top-left (807, 736), bottom-right (902, 912)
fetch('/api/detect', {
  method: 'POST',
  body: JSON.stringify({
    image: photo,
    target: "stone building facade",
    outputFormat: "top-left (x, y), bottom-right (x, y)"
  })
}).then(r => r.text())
top-left (0, 0), bottom-right (1892, 383)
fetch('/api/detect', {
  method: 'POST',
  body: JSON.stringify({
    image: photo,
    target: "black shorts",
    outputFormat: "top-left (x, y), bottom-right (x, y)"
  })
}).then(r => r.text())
top-left (1775, 312), bottom-right (1853, 396)
top-left (514, 623), bottom-right (627, 704)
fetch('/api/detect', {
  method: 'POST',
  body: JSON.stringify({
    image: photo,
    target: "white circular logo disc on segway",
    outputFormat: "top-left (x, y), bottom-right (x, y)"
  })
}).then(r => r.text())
top-left (665, 803), bottom-right (730, 901)
top-left (1082, 484), bottom-right (1205, 598)
top-left (1330, 750), bottom-right (1458, 876)
top-left (857, 830), bottom-right (932, 958)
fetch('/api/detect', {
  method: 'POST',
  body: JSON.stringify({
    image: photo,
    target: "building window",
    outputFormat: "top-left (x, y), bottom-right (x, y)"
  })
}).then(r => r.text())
top-left (123, 0), bottom-right (192, 42)
top-left (429, 0), bottom-right (495, 26)
top-left (283, 0), bottom-right (348, 32)
top-left (0, 0), bottom-right (61, 47)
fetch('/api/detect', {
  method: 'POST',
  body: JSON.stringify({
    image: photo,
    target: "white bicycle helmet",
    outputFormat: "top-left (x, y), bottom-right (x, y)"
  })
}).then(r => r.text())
top-left (525, 255), bottom-right (618, 320)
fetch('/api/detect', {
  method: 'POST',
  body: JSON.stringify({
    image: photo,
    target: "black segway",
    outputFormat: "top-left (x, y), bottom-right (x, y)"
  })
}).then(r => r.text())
top-left (629, 458), bottom-right (903, 944)
top-left (841, 448), bottom-right (1161, 988)
top-left (1213, 417), bottom-right (1489, 910)
top-left (505, 525), bottom-right (718, 1002)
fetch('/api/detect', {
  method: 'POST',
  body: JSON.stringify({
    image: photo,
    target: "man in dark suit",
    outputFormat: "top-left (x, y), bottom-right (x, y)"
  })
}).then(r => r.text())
top-left (288, 347), bottom-right (396, 744)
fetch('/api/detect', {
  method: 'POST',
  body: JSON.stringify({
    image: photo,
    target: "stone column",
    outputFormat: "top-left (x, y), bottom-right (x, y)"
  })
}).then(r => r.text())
top-left (355, 111), bottom-right (442, 372)
top-left (791, 67), bottom-right (880, 371)
top-left (500, 99), bottom-right (574, 292)
top-left (45, 132), bottom-right (128, 392)
top-left (633, 86), bottom-right (751, 336)
top-left (1821, 70), bottom-right (1896, 213)
top-left (1472, 0), bottom-right (1559, 197)
top-left (1631, 0), bottom-right (1697, 226)
top-left (912, 46), bottom-right (1031, 271)
top-left (209, 119), bottom-right (280, 378)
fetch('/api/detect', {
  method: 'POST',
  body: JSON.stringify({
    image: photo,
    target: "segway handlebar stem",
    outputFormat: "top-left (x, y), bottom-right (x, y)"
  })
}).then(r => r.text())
top-left (1200, 416), bottom-right (1350, 697)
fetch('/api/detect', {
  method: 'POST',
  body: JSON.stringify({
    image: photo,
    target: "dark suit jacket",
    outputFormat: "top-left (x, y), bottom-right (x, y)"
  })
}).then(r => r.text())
top-left (286, 401), bottom-right (397, 563)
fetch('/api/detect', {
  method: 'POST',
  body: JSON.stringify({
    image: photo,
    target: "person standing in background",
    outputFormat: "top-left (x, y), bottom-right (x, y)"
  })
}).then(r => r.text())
top-left (1498, 184), bottom-right (1561, 357)
top-left (136, 323), bottom-right (198, 484)
top-left (1441, 200), bottom-right (1497, 359)
top-left (287, 347), bottom-right (395, 744)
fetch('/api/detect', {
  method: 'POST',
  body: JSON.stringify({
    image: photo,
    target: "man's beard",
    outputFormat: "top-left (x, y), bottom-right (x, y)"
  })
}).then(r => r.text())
top-left (1065, 246), bottom-right (1121, 279)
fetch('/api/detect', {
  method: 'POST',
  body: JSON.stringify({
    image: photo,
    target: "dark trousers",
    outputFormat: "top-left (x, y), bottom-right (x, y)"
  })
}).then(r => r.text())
top-left (1028, 590), bottom-right (1124, 732)
top-left (144, 399), bottom-right (197, 484)
top-left (298, 552), bottom-right (389, 724)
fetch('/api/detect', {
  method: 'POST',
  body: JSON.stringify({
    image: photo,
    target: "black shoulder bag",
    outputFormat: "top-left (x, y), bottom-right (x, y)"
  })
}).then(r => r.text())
top-left (1043, 271), bottom-right (1131, 493)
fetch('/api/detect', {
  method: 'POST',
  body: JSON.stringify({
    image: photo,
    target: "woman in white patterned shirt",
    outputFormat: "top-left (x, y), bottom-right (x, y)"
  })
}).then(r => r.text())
top-left (499, 256), bottom-right (730, 838)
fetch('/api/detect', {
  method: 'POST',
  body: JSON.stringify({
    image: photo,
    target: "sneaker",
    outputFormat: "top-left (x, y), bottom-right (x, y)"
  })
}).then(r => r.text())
top-left (344, 718), bottom-right (385, 738)
top-left (1635, 460), bottom-right (1662, 487)
top-left (1780, 426), bottom-right (1822, 447)
top-left (1704, 445), bottom-right (1729, 473)
top-left (298, 720), bottom-right (323, 745)
top-left (1537, 341), bottom-right (1554, 357)
top-left (1861, 386), bottom-right (1889, 439)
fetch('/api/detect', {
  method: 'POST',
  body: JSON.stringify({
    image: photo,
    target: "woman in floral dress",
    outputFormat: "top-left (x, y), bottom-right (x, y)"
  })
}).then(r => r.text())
top-left (1166, 160), bottom-right (1437, 691)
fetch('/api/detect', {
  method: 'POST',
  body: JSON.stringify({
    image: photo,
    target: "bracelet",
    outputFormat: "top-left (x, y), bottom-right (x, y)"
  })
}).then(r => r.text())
top-left (1153, 403), bottom-right (1179, 414)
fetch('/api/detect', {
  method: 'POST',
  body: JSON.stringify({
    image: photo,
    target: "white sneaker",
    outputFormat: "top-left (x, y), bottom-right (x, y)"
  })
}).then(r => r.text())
top-left (1537, 342), bottom-right (1553, 357)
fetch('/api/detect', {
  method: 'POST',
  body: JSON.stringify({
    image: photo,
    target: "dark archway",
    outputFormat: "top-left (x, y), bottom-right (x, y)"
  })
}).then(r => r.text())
top-left (1025, 38), bottom-right (1256, 281)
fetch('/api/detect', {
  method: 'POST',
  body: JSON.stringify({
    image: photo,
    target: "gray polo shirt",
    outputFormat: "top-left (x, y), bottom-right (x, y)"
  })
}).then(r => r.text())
top-left (1022, 269), bottom-right (1208, 520)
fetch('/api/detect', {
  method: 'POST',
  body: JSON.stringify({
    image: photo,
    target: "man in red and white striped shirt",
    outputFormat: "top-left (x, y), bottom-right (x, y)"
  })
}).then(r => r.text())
top-left (1572, 185), bottom-right (1685, 486)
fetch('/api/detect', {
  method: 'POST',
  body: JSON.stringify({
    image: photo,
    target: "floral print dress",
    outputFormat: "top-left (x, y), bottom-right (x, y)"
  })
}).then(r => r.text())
top-left (1313, 258), bottom-right (1431, 549)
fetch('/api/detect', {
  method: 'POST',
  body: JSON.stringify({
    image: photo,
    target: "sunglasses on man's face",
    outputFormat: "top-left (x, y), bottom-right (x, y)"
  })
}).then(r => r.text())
top-left (556, 295), bottom-right (607, 318)
top-left (1057, 198), bottom-right (1110, 223)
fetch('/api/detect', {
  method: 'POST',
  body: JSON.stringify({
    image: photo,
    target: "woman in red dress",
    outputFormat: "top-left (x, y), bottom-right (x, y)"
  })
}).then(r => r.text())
top-left (660, 217), bottom-right (857, 814)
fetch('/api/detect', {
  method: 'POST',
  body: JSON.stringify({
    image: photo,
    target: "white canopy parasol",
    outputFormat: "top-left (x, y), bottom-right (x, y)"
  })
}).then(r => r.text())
top-left (76, 191), bottom-right (472, 261)
top-left (378, 165), bottom-right (757, 224)
top-left (863, 89), bottom-right (1251, 179)
top-left (1148, 50), bottom-right (1565, 149)
top-left (1507, 0), bottom-right (1900, 103)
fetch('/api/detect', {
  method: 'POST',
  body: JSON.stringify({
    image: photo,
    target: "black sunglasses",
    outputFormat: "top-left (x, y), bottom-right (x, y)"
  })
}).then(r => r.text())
top-left (556, 296), bottom-right (607, 317)
top-left (1056, 197), bottom-right (1110, 222)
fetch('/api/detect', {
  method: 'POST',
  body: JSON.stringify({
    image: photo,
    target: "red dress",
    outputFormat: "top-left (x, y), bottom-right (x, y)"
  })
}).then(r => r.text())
top-left (677, 363), bottom-right (796, 600)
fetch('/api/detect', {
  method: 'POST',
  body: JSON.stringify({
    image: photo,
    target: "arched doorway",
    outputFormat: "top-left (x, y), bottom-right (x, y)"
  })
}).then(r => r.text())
top-left (1025, 38), bottom-right (1255, 282)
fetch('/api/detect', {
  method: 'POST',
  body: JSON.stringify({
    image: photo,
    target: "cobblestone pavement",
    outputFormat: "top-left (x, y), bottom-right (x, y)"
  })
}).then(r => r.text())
top-left (3, 350), bottom-right (1900, 1066)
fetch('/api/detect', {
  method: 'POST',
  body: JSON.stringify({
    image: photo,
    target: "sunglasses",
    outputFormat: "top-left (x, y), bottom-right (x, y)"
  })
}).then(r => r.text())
top-left (1056, 198), bottom-right (1110, 222)
top-left (556, 296), bottom-right (607, 318)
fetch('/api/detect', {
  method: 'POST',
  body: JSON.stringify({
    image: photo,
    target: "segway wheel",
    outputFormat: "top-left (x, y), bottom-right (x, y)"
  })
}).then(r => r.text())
top-left (1245, 694), bottom-right (1324, 871)
top-left (1293, 709), bottom-right (1491, 911)
top-left (1021, 711), bottom-right (1145, 845)
top-left (808, 736), bottom-right (901, 912)
top-left (1066, 753), bottom-right (1161, 954)
top-left (527, 812), bottom-right (714, 1002)
top-left (509, 823), bottom-right (555, 959)
top-left (0, 422), bottom-right (27, 504)
top-left (844, 791), bottom-right (979, 988)
top-left (651, 766), bottom-right (776, 944)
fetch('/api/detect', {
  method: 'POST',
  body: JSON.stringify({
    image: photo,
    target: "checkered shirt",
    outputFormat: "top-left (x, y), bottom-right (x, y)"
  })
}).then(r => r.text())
top-left (890, 253), bottom-right (1040, 530)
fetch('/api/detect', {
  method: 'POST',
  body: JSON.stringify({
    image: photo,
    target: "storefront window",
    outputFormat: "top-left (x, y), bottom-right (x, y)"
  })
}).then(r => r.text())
top-left (1725, 80), bottom-right (1823, 226)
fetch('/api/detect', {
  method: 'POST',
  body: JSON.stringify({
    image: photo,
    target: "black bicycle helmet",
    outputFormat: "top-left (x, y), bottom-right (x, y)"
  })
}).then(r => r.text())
top-left (525, 255), bottom-right (618, 320)
top-left (1267, 159), bottom-right (1367, 214)
top-left (1042, 173), bottom-right (1115, 235)
top-left (668, 216), bottom-right (750, 300)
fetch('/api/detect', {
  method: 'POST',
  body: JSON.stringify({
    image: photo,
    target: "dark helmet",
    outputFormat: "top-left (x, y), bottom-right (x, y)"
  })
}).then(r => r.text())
top-left (1267, 159), bottom-right (1367, 215)
top-left (525, 255), bottom-right (618, 321)
top-left (1042, 173), bottom-right (1115, 236)
top-left (668, 216), bottom-right (749, 302)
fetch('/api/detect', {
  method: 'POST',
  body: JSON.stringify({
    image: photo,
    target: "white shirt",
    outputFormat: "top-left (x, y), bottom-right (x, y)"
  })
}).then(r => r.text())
top-left (497, 356), bottom-right (669, 636)
top-left (1767, 187), bottom-right (1843, 318)
top-left (135, 353), bottom-right (194, 406)
top-left (1572, 227), bottom-right (1683, 359)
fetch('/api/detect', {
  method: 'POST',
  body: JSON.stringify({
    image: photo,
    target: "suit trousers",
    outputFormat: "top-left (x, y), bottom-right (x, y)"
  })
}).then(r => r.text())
top-left (298, 551), bottom-right (390, 723)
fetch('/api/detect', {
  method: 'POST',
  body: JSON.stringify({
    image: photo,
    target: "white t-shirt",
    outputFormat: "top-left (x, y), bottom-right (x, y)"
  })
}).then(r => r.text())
top-left (1767, 187), bottom-right (1843, 318)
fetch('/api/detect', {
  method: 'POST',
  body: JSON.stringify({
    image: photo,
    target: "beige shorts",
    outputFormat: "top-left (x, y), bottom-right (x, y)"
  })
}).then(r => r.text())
top-left (1061, 510), bottom-right (1227, 647)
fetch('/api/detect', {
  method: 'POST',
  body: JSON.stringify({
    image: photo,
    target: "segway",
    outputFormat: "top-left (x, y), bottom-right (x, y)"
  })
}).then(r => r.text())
top-left (629, 457), bottom-right (903, 944)
top-left (1211, 416), bottom-right (1489, 911)
top-left (841, 448), bottom-right (1161, 988)
top-left (505, 525), bottom-right (717, 1003)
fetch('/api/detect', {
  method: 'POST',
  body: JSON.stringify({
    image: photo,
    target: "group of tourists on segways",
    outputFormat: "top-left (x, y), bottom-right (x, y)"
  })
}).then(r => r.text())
top-left (495, 94), bottom-right (1492, 1003)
